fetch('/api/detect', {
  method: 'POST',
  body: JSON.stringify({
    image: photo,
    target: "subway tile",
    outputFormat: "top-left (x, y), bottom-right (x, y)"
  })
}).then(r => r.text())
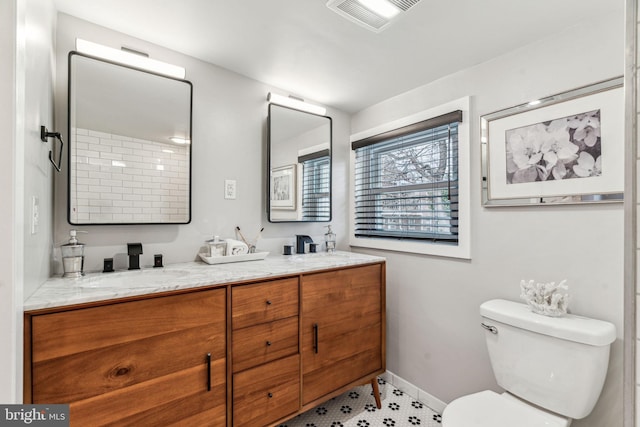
top-left (122, 154), bottom-right (143, 162)
top-left (122, 207), bottom-right (142, 214)
top-left (100, 179), bottom-right (123, 188)
top-left (122, 180), bottom-right (142, 188)
top-left (112, 146), bottom-right (134, 155)
top-left (100, 152), bottom-right (123, 161)
top-left (88, 185), bottom-right (110, 193)
top-left (76, 134), bottom-right (99, 144)
top-left (99, 206), bottom-right (123, 214)
top-left (89, 170), bottom-right (112, 180)
top-left (100, 192), bottom-right (123, 201)
top-left (111, 134), bottom-right (133, 141)
top-left (111, 187), bottom-right (132, 195)
top-left (88, 130), bottom-right (112, 139)
top-left (88, 199), bottom-right (112, 207)
top-left (112, 200), bottom-right (133, 208)
top-left (99, 139), bottom-right (123, 147)
top-left (77, 178), bottom-right (100, 186)
top-left (90, 213), bottom-right (114, 222)
top-left (88, 143), bottom-right (112, 153)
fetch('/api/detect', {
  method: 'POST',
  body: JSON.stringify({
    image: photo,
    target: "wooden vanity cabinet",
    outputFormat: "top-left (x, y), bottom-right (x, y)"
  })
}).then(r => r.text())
top-left (301, 264), bottom-right (385, 407)
top-left (25, 288), bottom-right (227, 426)
top-left (25, 260), bottom-right (385, 427)
top-left (231, 278), bottom-right (300, 427)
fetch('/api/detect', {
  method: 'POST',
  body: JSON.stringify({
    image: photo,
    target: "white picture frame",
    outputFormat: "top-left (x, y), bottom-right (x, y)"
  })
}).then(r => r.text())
top-left (481, 77), bottom-right (624, 206)
top-left (270, 164), bottom-right (296, 210)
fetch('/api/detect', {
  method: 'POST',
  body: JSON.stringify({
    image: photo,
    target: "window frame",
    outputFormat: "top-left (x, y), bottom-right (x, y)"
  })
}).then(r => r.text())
top-left (349, 97), bottom-right (471, 259)
top-left (300, 152), bottom-right (331, 221)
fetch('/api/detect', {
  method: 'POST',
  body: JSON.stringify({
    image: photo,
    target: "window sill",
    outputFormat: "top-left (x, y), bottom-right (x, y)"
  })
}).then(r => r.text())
top-left (349, 235), bottom-right (470, 259)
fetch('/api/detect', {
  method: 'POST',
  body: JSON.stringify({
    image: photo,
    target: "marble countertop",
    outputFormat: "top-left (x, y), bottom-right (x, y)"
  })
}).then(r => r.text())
top-left (24, 251), bottom-right (385, 312)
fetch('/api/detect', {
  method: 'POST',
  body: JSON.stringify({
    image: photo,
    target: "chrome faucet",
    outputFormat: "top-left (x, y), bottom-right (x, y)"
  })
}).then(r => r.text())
top-left (127, 243), bottom-right (143, 270)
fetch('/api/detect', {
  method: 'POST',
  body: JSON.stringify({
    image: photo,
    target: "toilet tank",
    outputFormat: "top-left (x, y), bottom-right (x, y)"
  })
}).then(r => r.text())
top-left (480, 299), bottom-right (616, 420)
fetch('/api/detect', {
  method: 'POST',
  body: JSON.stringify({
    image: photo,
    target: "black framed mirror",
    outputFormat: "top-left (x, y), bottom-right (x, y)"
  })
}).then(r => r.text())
top-left (267, 104), bottom-right (332, 222)
top-left (68, 52), bottom-right (192, 225)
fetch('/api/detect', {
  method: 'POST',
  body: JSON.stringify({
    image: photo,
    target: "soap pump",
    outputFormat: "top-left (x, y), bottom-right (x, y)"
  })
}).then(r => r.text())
top-left (324, 225), bottom-right (336, 253)
top-left (61, 230), bottom-right (85, 278)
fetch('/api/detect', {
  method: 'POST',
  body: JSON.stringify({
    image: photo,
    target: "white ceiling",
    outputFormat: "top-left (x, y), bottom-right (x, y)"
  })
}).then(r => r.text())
top-left (53, 0), bottom-right (623, 114)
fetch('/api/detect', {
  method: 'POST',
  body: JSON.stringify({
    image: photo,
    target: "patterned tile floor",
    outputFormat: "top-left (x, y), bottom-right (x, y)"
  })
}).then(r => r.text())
top-left (278, 378), bottom-right (442, 427)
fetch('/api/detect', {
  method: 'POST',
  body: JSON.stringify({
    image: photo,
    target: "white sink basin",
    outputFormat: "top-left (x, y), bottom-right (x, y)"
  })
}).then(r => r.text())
top-left (80, 268), bottom-right (194, 289)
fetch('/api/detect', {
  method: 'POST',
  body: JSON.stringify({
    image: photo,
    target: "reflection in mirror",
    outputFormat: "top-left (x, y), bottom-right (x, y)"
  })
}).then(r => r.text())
top-left (268, 104), bottom-right (332, 222)
top-left (68, 52), bottom-right (192, 224)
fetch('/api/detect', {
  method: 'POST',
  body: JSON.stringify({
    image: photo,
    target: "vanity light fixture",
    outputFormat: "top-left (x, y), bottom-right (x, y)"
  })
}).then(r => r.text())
top-left (75, 38), bottom-right (186, 79)
top-left (267, 92), bottom-right (327, 116)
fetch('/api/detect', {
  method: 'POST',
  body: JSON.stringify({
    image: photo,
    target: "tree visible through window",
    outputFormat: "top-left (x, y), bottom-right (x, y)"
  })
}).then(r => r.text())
top-left (352, 111), bottom-right (462, 242)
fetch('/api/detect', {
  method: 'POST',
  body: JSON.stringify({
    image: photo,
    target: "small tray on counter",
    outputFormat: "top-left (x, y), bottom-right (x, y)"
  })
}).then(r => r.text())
top-left (198, 251), bottom-right (269, 265)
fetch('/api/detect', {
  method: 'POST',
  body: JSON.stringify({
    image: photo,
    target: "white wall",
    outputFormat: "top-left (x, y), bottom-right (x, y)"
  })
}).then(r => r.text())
top-left (350, 11), bottom-right (625, 427)
top-left (0, 0), bottom-right (20, 404)
top-left (1, 0), bottom-right (57, 401)
top-left (22, 0), bottom-right (56, 299)
top-left (53, 14), bottom-right (350, 273)
top-left (631, 1), bottom-right (640, 425)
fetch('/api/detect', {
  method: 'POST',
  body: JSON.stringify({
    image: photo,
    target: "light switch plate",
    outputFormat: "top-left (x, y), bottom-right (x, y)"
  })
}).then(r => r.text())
top-left (225, 180), bottom-right (237, 200)
top-left (31, 196), bottom-right (40, 234)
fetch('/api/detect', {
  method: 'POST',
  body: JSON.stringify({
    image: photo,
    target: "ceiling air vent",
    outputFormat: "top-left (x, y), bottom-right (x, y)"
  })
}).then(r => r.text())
top-left (326, 0), bottom-right (422, 33)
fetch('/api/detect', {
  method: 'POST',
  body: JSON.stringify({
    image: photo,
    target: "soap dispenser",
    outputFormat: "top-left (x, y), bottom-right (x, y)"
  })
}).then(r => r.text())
top-left (324, 225), bottom-right (336, 253)
top-left (61, 230), bottom-right (85, 278)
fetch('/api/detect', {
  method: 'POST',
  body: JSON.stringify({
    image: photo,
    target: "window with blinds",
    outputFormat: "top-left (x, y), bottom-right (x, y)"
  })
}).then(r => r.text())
top-left (352, 111), bottom-right (462, 242)
top-left (300, 150), bottom-right (331, 221)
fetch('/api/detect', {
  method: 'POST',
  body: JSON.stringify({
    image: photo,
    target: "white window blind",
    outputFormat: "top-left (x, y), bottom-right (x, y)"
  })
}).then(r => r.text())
top-left (352, 111), bottom-right (462, 242)
top-left (299, 150), bottom-right (331, 221)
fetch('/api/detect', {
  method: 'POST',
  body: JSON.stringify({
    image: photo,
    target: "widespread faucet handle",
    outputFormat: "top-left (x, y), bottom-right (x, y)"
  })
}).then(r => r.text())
top-left (127, 242), bottom-right (143, 256)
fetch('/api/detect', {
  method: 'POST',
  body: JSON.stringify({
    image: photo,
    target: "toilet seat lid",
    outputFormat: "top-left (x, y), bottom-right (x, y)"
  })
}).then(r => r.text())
top-left (442, 390), bottom-right (569, 427)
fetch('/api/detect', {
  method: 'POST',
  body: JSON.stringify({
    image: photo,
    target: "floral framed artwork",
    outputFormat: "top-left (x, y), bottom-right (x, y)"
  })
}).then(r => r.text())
top-left (481, 77), bottom-right (624, 206)
top-left (270, 164), bottom-right (296, 210)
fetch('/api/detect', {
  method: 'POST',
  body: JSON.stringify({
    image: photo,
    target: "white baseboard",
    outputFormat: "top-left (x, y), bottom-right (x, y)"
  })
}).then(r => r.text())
top-left (381, 370), bottom-right (448, 414)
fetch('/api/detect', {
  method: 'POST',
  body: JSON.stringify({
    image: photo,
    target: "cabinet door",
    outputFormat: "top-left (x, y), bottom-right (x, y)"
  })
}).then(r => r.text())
top-left (30, 289), bottom-right (227, 426)
top-left (301, 264), bottom-right (383, 405)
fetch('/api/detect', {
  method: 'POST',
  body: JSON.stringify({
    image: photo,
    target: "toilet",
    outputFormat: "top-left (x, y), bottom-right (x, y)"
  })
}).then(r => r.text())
top-left (442, 299), bottom-right (616, 427)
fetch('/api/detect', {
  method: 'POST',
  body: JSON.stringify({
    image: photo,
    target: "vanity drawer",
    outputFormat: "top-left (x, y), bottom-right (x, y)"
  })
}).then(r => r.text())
top-left (232, 278), bottom-right (299, 329)
top-left (233, 354), bottom-right (300, 427)
top-left (232, 316), bottom-right (299, 372)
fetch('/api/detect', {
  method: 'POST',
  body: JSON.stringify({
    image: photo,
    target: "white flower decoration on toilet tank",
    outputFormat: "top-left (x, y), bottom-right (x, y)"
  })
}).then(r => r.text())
top-left (519, 279), bottom-right (570, 316)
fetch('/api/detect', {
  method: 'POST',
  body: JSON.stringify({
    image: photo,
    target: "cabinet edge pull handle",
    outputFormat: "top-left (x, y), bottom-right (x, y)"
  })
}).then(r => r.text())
top-left (266, 340), bottom-right (272, 346)
top-left (313, 323), bottom-right (319, 354)
top-left (206, 352), bottom-right (212, 392)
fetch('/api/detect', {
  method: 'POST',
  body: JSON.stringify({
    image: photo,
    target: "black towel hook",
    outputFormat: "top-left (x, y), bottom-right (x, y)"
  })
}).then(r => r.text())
top-left (40, 125), bottom-right (64, 172)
